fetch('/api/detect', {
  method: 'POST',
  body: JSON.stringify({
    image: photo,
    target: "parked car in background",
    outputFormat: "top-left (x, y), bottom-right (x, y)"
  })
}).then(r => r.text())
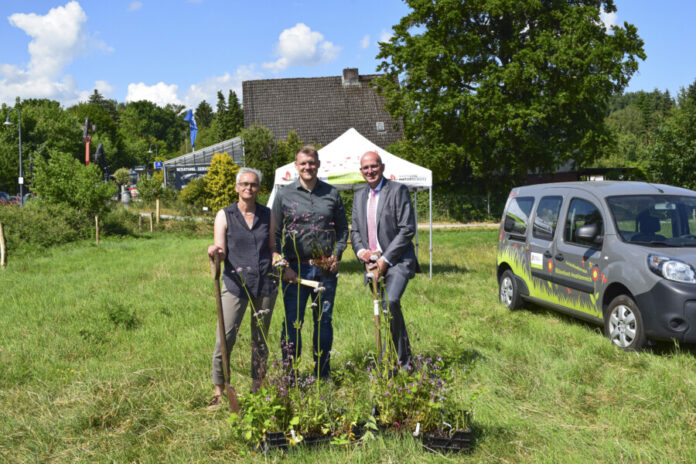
top-left (0, 192), bottom-right (21, 205)
top-left (497, 181), bottom-right (696, 351)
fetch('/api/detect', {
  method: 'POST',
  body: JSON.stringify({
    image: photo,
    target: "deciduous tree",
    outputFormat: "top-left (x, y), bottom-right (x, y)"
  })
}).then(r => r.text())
top-left (646, 81), bottom-right (696, 189)
top-left (375, 0), bottom-right (645, 187)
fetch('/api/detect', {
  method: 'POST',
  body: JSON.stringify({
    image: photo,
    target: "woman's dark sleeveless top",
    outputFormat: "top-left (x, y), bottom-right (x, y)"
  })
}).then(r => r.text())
top-left (222, 202), bottom-right (276, 297)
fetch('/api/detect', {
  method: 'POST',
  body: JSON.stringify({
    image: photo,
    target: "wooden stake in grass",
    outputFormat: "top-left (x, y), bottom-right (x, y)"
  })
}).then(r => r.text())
top-left (155, 198), bottom-right (160, 225)
top-left (95, 216), bottom-right (100, 246)
top-left (0, 221), bottom-right (7, 268)
top-left (149, 212), bottom-right (154, 233)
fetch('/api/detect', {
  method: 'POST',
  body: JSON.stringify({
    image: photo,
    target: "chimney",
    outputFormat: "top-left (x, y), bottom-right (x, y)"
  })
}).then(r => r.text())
top-left (342, 68), bottom-right (360, 87)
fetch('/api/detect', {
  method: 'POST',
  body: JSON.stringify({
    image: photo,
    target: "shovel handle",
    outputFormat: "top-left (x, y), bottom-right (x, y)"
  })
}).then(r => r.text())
top-left (209, 252), bottom-right (239, 412)
top-left (210, 251), bottom-right (221, 280)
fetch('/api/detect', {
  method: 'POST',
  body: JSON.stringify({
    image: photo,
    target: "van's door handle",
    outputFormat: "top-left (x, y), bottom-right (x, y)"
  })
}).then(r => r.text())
top-left (543, 251), bottom-right (553, 259)
top-left (555, 253), bottom-right (564, 261)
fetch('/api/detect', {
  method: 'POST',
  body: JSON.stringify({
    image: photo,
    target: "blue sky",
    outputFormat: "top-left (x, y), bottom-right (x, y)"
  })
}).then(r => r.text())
top-left (0, 1), bottom-right (693, 109)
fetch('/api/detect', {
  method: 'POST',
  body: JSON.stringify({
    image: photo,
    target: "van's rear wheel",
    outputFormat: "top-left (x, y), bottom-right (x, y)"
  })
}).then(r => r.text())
top-left (499, 270), bottom-right (523, 310)
top-left (605, 295), bottom-right (646, 351)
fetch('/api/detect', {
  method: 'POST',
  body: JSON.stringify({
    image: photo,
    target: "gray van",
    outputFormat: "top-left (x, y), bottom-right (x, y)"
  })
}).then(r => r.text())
top-left (496, 181), bottom-right (696, 350)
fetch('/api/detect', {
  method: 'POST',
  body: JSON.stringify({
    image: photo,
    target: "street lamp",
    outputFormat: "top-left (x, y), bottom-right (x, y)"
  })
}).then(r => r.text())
top-left (148, 143), bottom-right (158, 158)
top-left (4, 107), bottom-right (23, 206)
top-left (147, 143), bottom-right (159, 179)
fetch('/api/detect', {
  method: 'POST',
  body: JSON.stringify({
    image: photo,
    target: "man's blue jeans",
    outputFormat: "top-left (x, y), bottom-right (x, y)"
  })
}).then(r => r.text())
top-left (281, 262), bottom-right (337, 378)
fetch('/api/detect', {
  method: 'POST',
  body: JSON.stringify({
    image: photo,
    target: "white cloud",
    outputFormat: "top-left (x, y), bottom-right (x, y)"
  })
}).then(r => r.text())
top-left (262, 23), bottom-right (340, 73)
top-left (94, 80), bottom-right (114, 95)
top-left (0, 1), bottom-right (111, 106)
top-left (128, 2), bottom-right (143, 12)
top-left (360, 34), bottom-right (370, 49)
top-left (126, 82), bottom-right (182, 106)
top-left (378, 29), bottom-right (392, 44)
top-left (183, 65), bottom-right (262, 107)
top-left (600, 9), bottom-right (617, 29)
top-left (123, 65), bottom-right (262, 109)
top-left (7, 1), bottom-right (88, 79)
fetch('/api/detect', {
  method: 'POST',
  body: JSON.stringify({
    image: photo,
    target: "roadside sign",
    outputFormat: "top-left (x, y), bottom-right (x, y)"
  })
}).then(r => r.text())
top-left (154, 161), bottom-right (163, 169)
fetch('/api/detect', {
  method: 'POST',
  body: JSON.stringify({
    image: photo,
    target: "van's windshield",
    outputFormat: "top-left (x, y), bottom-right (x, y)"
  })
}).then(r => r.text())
top-left (607, 195), bottom-right (696, 246)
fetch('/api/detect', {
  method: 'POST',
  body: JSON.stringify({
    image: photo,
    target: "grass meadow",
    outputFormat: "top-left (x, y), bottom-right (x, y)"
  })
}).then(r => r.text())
top-left (1, 227), bottom-right (696, 463)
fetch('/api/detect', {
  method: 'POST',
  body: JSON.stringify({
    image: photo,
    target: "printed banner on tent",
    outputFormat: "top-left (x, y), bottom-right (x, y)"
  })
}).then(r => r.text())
top-left (272, 128), bottom-right (432, 190)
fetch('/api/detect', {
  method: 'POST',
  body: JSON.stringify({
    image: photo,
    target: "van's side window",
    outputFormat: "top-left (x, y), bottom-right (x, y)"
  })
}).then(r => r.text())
top-left (564, 198), bottom-right (603, 247)
top-left (533, 196), bottom-right (563, 241)
top-left (504, 197), bottom-right (535, 237)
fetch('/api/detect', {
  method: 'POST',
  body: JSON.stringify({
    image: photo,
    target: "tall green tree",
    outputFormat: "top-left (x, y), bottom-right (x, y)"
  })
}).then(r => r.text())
top-left (88, 89), bottom-right (119, 122)
top-left (195, 100), bottom-right (214, 128)
top-left (240, 124), bottom-right (284, 192)
top-left (68, 100), bottom-right (126, 172)
top-left (212, 90), bottom-right (244, 142)
top-left (117, 100), bottom-right (185, 164)
top-left (0, 99), bottom-right (82, 194)
top-left (646, 81), bottom-right (696, 189)
top-left (374, 0), bottom-right (645, 187)
top-left (213, 91), bottom-right (230, 142)
top-left (228, 90), bottom-right (244, 136)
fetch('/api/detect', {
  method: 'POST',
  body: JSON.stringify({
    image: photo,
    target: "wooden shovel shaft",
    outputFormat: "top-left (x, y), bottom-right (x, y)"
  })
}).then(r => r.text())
top-left (210, 253), bottom-right (239, 413)
top-left (366, 264), bottom-right (382, 353)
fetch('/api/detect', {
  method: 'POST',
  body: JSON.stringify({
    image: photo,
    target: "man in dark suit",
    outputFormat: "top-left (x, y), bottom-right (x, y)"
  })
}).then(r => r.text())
top-left (351, 150), bottom-right (419, 369)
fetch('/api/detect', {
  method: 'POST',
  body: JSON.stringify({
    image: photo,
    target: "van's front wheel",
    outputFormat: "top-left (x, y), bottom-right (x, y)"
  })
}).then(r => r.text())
top-left (499, 270), bottom-right (523, 310)
top-left (605, 295), bottom-right (647, 351)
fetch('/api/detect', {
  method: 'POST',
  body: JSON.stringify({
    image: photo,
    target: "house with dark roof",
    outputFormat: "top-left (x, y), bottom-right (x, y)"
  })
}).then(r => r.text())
top-left (242, 68), bottom-right (403, 148)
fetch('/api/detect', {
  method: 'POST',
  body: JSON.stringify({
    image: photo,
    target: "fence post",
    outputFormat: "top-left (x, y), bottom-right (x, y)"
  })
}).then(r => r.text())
top-left (139, 215), bottom-right (143, 238)
top-left (95, 216), bottom-right (100, 246)
top-left (0, 221), bottom-right (7, 268)
top-left (156, 198), bottom-right (160, 225)
top-left (149, 212), bottom-right (154, 233)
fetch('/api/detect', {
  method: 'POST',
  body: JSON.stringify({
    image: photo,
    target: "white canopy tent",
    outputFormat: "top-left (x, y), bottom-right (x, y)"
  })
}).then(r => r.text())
top-left (268, 128), bottom-right (433, 277)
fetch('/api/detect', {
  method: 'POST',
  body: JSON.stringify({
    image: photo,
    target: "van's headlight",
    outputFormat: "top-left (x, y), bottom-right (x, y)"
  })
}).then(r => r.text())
top-left (648, 254), bottom-right (696, 283)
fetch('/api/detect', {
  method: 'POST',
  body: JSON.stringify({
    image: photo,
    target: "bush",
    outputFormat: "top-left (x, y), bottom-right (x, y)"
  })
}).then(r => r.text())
top-left (101, 206), bottom-right (140, 237)
top-left (178, 177), bottom-right (209, 209)
top-left (113, 168), bottom-right (130, 186)
top-left (204, 153), bottom-right (240, 211)
top-left (32, 150), bottom-right (116, 217)
top-left (136, 172), bottom-right (164, 202)
top-left (0, 201), bottom-right (91, 251)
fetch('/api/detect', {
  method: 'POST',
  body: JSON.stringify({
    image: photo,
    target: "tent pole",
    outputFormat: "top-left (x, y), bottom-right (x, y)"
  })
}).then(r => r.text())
top-left (429, 185), bottom-right (433, 279)
top-left (414, 190), bottom-right (419, 259)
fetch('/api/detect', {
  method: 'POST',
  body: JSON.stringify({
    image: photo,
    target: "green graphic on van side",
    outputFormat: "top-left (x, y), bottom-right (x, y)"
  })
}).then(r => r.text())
top-left (498, 242), bottom-right (602, 318)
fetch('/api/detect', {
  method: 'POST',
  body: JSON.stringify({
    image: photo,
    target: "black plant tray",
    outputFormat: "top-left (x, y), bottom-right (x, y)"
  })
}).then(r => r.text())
top-left (263, 431), bottom-right (332, 450)
top-left (351, 423), bottom-right (366, 441)
top-left (304, 433), bottom-right (331, 447)
top-left (263, 432), bottom-right (288, 450)
top-left (420, 428), bottom-right (473, 454)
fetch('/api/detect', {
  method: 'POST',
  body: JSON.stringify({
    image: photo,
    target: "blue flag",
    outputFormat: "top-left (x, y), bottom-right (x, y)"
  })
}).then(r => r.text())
top-left (184, 109), bottom-right (198, 150)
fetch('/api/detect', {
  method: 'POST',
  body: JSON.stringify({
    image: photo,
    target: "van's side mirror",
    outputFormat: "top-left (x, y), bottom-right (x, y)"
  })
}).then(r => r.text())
top-left (576, 223), bottom-right (603, 244)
